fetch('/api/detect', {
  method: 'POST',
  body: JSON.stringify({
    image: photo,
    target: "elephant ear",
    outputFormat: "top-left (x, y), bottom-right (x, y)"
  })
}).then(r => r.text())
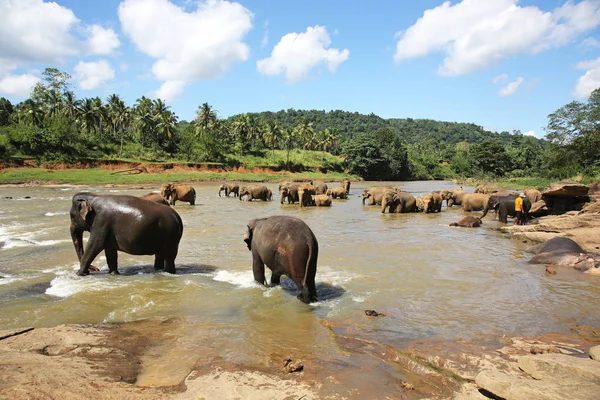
top-left (78, 200), bottom-right (94, 224)
top-left (243, 225), bottom-right (253, 251)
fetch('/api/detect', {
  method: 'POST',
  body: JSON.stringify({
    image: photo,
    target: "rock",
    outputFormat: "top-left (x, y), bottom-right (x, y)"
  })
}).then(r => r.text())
top-left (579, 201), bottom-right (600, 215)
top-left (590, 345), bottom-right (600, 361)
top-left (476, 368), bottom-right (600, 400)
top-left (0, 327), bottom-right (34, 340)
top-left (283, 358), bottom-right (304, 373)
top-left (529, 199), bottom-right (549, 216)
top-left (588, 182), bottom-right (600, 202)
top-left (518, 353), bottom-right (600, 383)
top-left (399, 381), bottom-right (414, 390)
top-left (364, 310), bottom-right (385, 317)
top-left (542, 182), bottom-right (589, 197)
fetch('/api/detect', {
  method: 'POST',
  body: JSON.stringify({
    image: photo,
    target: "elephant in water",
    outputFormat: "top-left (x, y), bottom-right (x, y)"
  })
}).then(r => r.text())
top-left (161, 183), bottom-right (196, 206)
top-left (239, 186), bottom-right (272, 201)
top-left (218, 183), bottom-right (239, 197)
top-left (527, 237), bottom-right (600, 274)
top-left (139, 192), bottom-right (169, 206)
top-left (461, 193), bottom-right (490, 212)
top-left (310, 180), bottom-right (328, 195)
top-left (312, 194), bottom-right (332, 207)
top-left (362, 187), bottom-right (395, 206)
top-left (381, 191), bottom-right (416, 213)
top-left (70, 192), bottom-right (183, 275)
top-left (298, 184), bottom-right (316, 207)
top-left (244, 216), bottom-right (318, 303)
top-left (422, 192), bottom-right (442, 213)
top-left (449, 216), bottom-right (482, 227)
top-left (280, 183), bottom-right (300, 204)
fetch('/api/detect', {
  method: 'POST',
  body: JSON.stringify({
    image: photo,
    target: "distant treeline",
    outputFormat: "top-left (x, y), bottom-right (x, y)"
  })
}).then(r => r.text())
top-left (0, 67), bottom-right (598, 181)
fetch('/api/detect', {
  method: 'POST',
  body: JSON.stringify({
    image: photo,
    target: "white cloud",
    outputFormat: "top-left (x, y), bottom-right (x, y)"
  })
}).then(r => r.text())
top-left (261, 20), bottom-right (269, 48)
top-left (394, 0), bottom-right (600, 75)
top-left (492, 73), bottom-right (509, 84)
top-left (524, 130), bottom-right (537, 137)
top-left (0, 0), bottom-right (79, 67)
top-left (257, 25), bottom-right (350, 83)
top-left (87, 25), bottom-right (120, 55)
top-left (73, 60), bottom-right (115, 90)
top-left (499, 77), bottom-right (524, 97)
top-left (579, 36), bottom-right (600, 49)
top-left (154, 80), bottom-right (185, 101)
top-left (118, 0), bottom-right (252, 100)
top-left (573, 56), bottom-right (600, 98)
top-left (0, 73), bottom-right (41, 97)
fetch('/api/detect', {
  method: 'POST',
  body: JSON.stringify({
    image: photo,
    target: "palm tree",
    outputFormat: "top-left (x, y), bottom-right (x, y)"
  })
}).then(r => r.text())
top-left (282, 127), bottom-right (296, 170)
top-left (263, 120), bottom-right (282, 160)
top-left (294, 119), bottom-right (315, 150)
top-left (62, 91), bottom-right (81, 121)
top-left (17, 99), bottom-right (44, 127)
top-left (91, 97), bottom-right (107, 140)
top-left (154, 109), bottom-right (178, 145)
top-left (194, 102), bottom-right (218, 134)
top-left (106, 94), bottom-right (130, 156)
top-left (80, 98), bottom-right (96, 136)
top-left (231, 114), bottom-right (250, 155)
top-left (132, 96), bottom-right (154, 149)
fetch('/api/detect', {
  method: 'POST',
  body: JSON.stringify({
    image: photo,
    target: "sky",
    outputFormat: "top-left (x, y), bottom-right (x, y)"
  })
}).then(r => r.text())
top-left (1, 0), bottom-right (600, 138)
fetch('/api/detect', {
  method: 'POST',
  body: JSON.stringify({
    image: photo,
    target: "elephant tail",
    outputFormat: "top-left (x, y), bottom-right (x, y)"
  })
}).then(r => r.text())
top-left (299, 241), bottom-right (318, 304)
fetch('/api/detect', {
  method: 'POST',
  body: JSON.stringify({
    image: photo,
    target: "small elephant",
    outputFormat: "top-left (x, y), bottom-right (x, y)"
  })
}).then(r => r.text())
top-left (341, 179), bottom-right (351, 195)
top-left (298, 184), bottom-right (316, 207)
top-left (312, 194), bottom-right (332, 206)
top-left (161, 183), bottom-right (196, 206)
top-left (449, 216), bottom-right (482, 227)
top-left (244, 216), bottom-right (318, 303)
top-left (310, 180), bottom-right (328, 195)
top-left (326, 187), bottom-right (347, 199)
top-left (239, 185), bottom-right (272, 201)
top-left (422, 192), bottom-right (442, 213)
top-left (474, 184), bottom-right (502, 194)
top-left (70, 192), bottom-right (183, 276)
top-left (381, 191), bottom-right (416, 213)
top-left (139, 192), bottom-right (170, 206)
top-left (527, 237), bottom-right (600, 274)
top-left (461, 193), bottom-right (490, 212)
top-left (219, 183), bottom-right (240, 197)
top-left (440, 189), bottom-right (466, 207)
top-left (280, 183), bottom-right (300, 204)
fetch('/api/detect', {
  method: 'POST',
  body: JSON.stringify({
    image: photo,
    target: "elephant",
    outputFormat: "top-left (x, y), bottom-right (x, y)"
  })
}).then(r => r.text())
top-left (244, 216), bottom-right (318, 303)
top-left (422, 192), bottom-right (443, 213)
top-left (440, 189), bottom-right (466, 207)
top-left (362, 187), bottom-right (395, 206)
top-left (480, 194), bottom-right (528, 223)
top-left (161, 183), bottom-right (196, 206)
top-left (280, 183), bottom-right (300, 204)
top-left (326, 187), bottom-right (347, 199)
top-left (341, 179), bottom-right (351, 195)
top-left (310, 180), bottom-right (328, 195)
top-left (139, 192), bottom-right (170, 206)
top-left (219, 183), bottom-right (239, 197)
top-left (527, 237), bottom-right (600, 274)
top-left (381, 191), bottom-right (416, 213)
top-left (415, 196), bottom-right (425, 212)
top-left (70, 192), bottom-right (183, 276)
top-left (524, 188), bottom-right (542, 204)
top-left (312, 194), bottom-right (332, 207)
top-left (449, 216), bottom-right (482, 227)
top-left (240, 185), bottom-right (272, 201)
top-left (475, 184), bottom-right (502, 194)
top-left (298, 184), bottom-right (316, 207)
top-left (461, 193), bottom-right (490, 212)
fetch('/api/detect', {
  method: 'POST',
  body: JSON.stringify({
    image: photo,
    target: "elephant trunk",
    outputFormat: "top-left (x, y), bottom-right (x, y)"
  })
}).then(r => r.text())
top-left (70, 223), bottom-right (84, 262)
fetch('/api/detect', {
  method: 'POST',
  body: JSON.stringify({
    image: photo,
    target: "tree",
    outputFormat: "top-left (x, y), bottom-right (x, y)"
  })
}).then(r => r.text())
top-left (263, 120), bottom-right (282, 160)
top-left (0, 97), bottom-right (13, 126)
top-left (468, 139), bottom-right (510, 176)
top-left (282, 127), bottom-right (297, 169)
top-left (341, 133), bottom-right (387, 180)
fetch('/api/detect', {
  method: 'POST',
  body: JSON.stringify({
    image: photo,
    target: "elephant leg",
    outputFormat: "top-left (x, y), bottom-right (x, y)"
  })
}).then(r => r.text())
top-left (154, 254), bottom-right (165, 271)
top-left (164, 255), bottom-right (176, 274)
top-left (105, 243), bottom-right (119, 275)
top-left (252, 254), bottom-right (266, 285)
top-left (270, 273), bottom-right (281, 286)
top-left (77, 233), bottom-right (105, 276)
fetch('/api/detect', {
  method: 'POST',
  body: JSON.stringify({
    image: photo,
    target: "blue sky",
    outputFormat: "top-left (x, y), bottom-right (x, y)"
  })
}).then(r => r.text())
top-left (1, 0), bottom-right (600, 138)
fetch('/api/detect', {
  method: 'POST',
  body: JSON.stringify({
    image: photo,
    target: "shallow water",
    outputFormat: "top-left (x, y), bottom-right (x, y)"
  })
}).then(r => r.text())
top-left (1, 181), bottom-right (599, 389)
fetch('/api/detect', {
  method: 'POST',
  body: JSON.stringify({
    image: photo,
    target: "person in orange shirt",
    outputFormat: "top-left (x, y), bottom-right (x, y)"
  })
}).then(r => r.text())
top-left (514, 193), bottom-right (529, 225)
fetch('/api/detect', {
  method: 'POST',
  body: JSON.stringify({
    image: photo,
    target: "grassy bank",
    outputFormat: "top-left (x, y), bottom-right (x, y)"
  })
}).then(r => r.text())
top-left (0, 168), bottom-right (354, 186)
top-left (456, 174), bottom-right (599, 190)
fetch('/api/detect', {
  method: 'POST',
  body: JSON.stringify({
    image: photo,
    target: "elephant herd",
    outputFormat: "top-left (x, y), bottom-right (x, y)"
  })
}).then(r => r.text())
top-left (68, 179), bottom-right (548, 304)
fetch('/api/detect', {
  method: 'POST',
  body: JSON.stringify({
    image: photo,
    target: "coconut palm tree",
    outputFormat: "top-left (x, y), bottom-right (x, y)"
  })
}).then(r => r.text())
top-left (132, 96), bottom-right (154, 149)
top-left (106, 94), bottom-right (130, 156)
top-left (62, 91), bottom-right (81, 121)
top-left (263, 120), bottom-right (282, 160)
top-left (17, 99), bottom-right (44, 127)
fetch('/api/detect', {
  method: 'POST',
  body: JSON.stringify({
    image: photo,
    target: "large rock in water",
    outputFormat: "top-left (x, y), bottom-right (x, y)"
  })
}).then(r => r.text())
top-left (542, 182), bottom-right (589, 197)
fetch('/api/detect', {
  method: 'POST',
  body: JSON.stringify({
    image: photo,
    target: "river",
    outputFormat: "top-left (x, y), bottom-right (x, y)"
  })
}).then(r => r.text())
top-left (1, 181), bottom-right (599, 393)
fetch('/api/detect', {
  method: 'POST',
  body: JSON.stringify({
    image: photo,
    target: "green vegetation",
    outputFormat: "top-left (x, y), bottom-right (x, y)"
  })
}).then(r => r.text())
top-left (1, 66), bottom-right (598, 184)
top-left (0, 168), bottom-right (351, 185)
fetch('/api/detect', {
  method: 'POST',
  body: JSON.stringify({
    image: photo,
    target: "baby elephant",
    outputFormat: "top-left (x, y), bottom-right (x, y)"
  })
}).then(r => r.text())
top-left (449, 216), bottom-right (482, 228)
top-left (312, 194), bottom-right (332, 207)
top-left (244, 216), bottom-right (318, 303)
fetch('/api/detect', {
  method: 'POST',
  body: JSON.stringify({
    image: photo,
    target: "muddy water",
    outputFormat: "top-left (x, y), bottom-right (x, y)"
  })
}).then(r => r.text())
top-left (1, 181), bottom-right (599, 391)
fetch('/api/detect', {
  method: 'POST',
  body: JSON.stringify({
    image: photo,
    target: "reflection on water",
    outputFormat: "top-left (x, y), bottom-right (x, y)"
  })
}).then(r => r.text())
top-left (1, 181), bottom-right (599, 379)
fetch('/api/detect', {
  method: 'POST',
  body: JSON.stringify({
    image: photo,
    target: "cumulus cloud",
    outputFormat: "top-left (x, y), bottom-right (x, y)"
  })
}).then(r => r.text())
top-left (0, 0), bottom-right (79, 66)
top-left (87, 25), bottom-right (120, 55)
top-left (524, 130), bottom-right (537, 137)
top-left (499, 77), bottom-right (524, 97)
top-left (74, 60), bottom-right (115, 90)
top-left (257, 25), bottom-right (349, 83)
top-left (118, 0), bottom-right (252, 100)
top-left (0, 73), bottom-right (41, 97)
top-left (573, 56), bottom-right (600, 98)
top-left (394, 0), bottom-right (600, 75)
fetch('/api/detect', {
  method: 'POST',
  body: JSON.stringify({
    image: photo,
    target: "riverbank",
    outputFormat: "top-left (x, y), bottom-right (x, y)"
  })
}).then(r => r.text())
top-left (1, 318), bottom-right (599, 399)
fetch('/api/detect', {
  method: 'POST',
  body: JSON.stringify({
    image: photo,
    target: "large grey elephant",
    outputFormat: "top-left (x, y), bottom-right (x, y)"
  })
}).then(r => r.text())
top-left (70, 192), bottom-right (183, 275)
top-left (527, 237), bottom-right (600, 274)
top-left (244, 216), bottom-right (318, 303)
top-left (362, 187), bottom-right (395, 206)
top-left (310, 180), bottom-right (328, 195)
top-left (326, 187), bottom-right (347, 199)
top-left (239, 185), bottom-right (272, 201)
top-left (280, 183), bottom-right (300, 204)
top-left (219, 183), bottom-right (240, 197)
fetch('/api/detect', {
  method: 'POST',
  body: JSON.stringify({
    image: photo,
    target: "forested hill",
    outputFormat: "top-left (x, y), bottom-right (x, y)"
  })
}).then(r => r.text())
top-left (230, 109), bottom-right (524, 146)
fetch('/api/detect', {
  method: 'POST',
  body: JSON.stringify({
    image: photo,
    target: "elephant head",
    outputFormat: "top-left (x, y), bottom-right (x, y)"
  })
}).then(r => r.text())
top-left (243, 219), bottom-right (259, 250)
top-left (218, 184), bottom-right (227, 197)
top-left (361, 189), bottom-right (371, 204)
top-left (69, 192), bottom-right (97, 262)
top-left (381, 192), bottom-right (399, 213)
top-left (415, 196), bottom-right (426, 212)
top-left (239, 187), bottom-right (248, 201)
top-left (161, 183), bottom-right (173, 200)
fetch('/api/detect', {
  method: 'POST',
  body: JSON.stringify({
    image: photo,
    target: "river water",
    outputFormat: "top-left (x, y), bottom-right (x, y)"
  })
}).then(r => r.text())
top-left (1, 181), bottom-right (599, 392)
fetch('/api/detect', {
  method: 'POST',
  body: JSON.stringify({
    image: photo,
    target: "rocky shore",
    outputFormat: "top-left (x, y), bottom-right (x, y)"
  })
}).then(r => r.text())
top-left (1, 318), bottom-right (599, 399)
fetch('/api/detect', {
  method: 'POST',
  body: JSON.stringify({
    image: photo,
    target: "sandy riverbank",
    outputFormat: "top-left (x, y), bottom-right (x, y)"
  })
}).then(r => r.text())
top-left (1, 318), bottom-right (599, 399)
